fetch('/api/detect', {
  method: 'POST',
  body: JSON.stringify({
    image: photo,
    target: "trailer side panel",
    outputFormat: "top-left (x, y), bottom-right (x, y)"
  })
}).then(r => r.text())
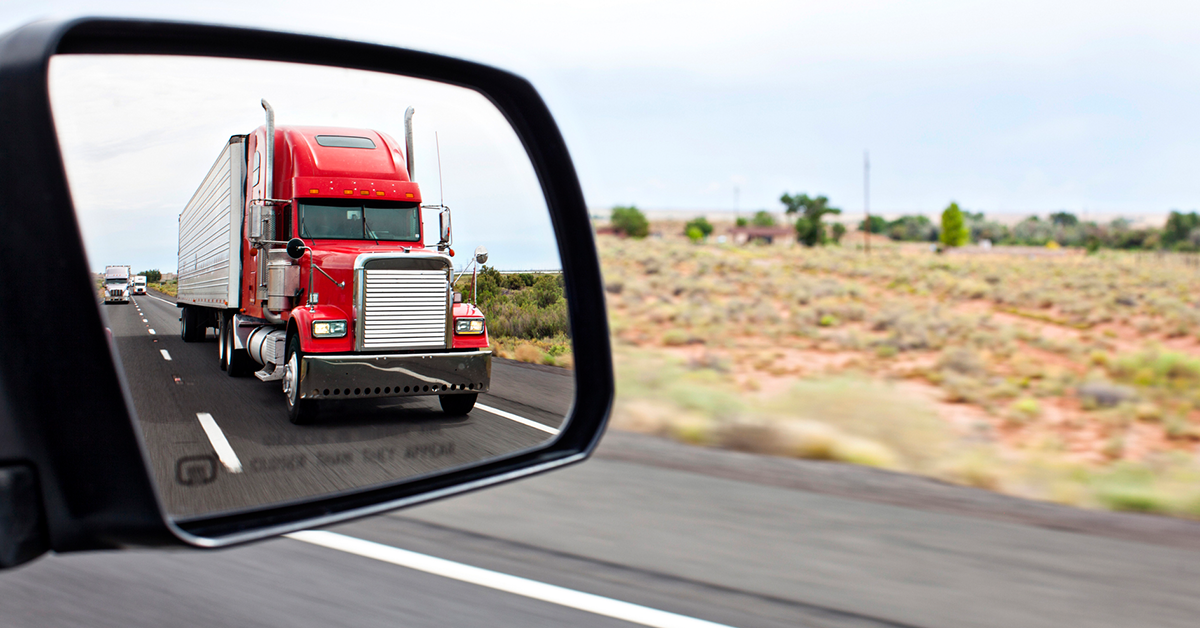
top-left (177, 136), bottom-right (246, 308)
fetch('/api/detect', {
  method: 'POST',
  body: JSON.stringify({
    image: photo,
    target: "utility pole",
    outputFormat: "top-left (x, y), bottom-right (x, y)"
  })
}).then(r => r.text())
top-left (863, 151), bottom-right (871, 254)
top-left (734, 186), bottom-right (740, 223)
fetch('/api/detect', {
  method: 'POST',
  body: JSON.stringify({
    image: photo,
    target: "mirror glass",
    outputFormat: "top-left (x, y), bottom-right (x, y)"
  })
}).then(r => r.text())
top-left (49, 55), bottom-right (574, 522)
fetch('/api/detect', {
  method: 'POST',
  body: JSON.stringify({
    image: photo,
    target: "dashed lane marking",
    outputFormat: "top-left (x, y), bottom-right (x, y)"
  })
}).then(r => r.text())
top-left (148, 329), bottom-right (156, 335)
top-left (475, 403), bottom-right (560, 435)
top-left (145, 294), bottom-right (176, 306)
top-left (160, 349), bottom-right (172, 361)
top-left (195, 412), bottom-right (242, 473)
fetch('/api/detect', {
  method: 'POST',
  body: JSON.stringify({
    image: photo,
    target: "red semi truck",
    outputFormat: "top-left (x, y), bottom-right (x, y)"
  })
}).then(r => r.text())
top-left (176, 101), bottom-right (490, 424)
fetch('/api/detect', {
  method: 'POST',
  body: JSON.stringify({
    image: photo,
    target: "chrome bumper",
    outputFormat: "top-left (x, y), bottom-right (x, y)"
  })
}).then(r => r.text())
top-left (298, 349), bottom-right (491, 400)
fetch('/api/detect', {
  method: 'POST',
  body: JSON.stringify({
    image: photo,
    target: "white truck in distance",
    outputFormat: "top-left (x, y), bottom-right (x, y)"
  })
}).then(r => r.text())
top-left (103, 265), bottom-right (131, 304)
top-left (132, 275), bottom-right (147, 295)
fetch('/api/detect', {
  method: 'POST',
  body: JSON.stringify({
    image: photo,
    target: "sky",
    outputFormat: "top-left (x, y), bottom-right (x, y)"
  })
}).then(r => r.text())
top-left (8, 0), bottom-right (1200, 267)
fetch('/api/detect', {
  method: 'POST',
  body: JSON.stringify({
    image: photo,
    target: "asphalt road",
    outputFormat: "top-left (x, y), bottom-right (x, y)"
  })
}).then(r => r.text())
top-left (4, 429), bottom-right (1200, 627)
top-left (107, 291), bottom-right (571, 518)
top-left (5, 295), bottom-right (1200, 627)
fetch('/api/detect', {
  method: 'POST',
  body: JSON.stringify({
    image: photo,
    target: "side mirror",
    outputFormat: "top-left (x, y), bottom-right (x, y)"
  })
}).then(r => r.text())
top-left (474, 245), bottom-right (488, 265)
top-left (286, 237), bottom-right (307, 260)
top-left (439, 207), bottom-right (451, 247)
top-left (0, 17), bottom-right (611, 564)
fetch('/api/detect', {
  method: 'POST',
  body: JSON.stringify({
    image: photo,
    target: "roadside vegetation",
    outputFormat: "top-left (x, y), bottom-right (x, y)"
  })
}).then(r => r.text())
top-left (598, 231), bottom-right (1200, 519)
top-left (462, 266), bottom-right (572, 368)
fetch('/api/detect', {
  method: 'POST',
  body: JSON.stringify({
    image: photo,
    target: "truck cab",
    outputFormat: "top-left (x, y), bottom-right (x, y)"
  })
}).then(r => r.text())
top-left (131, 275), bottom-right (147, 295)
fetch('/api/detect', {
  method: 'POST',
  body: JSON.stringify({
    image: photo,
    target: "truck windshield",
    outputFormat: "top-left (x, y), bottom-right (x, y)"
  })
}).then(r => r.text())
top-left (298, 200), bottom-right (420, 242)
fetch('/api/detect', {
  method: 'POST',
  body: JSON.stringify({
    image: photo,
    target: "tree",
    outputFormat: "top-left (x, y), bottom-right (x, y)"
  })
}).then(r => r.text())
top-left (940, 202), bottom-right (969, 247)
top-left (751, 210), bottom-right (776, 227)
top-left (1163, 210), bottom-right (1200, 247)
top-left (684, 216), bottom-right (714, 238)
top-left (886, 215), bottom-right (936, 242)
top-left (831, 223), bottom-right (847, 243)
top-left (781, 192), bottom-right (841, 246)
top-left (138, 269), bottom-right (162, 283)
top-left (1050, 211), bottom-right (1079, 227)
top-left (610, 205), bottom-right (649, 238)
top-left (735, 216), bottom-right (748, 227)
top-left (861, 215), bottom-right (887, 233)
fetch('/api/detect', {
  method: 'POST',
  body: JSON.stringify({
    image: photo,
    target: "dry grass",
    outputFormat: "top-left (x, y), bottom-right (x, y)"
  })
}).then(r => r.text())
top-left (598, 233), bottom-right (1200, 518)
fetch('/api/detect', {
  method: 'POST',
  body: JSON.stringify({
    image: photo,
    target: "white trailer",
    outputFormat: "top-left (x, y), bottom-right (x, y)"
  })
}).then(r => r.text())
top-left (103, 265), bottom-right (131, 304)
top-left (132, 275), bottom-right (147, 295)
top-left (177, 136), bottom-right (246, 312)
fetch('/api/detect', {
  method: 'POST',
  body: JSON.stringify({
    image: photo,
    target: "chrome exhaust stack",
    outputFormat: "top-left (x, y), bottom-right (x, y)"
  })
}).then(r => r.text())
top-left (404, 106), bottom-right (415, 182)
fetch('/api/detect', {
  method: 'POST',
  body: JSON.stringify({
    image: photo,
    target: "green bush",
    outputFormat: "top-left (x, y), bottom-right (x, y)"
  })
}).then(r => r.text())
top-left (684, 216), bottom-right (714, 238)
top-left (611, 205), bottom-right (649, 238)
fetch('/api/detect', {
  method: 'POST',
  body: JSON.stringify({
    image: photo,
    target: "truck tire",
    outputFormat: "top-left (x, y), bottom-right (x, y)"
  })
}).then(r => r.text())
top-left (439, 393), bottom-right (478, 415)
top-left (220, 313), bottom-right (254, 377)
top-left (180, 306), bottom-right (205, 343)
top-left (284, 334), bottom-right (318, 425)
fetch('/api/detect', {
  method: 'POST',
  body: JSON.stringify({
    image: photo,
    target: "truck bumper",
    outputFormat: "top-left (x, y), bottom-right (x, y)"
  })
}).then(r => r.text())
top-left (298, 350), bottom-right (491, 401)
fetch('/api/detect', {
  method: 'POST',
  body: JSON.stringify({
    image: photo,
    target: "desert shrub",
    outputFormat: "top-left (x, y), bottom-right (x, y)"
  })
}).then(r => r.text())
top-left (684, 216), bottom-right (714, 238)
top-left (611, 205), bottom-right (650, 238)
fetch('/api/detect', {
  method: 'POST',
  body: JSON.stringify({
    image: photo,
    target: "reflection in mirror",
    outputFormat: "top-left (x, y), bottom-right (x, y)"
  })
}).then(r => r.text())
top-left (49, 56), bottom-right (573, 521)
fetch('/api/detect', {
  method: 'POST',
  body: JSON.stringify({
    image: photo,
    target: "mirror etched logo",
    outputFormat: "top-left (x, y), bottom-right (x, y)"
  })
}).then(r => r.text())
top-left (175, 455), bottom-right (219, 486)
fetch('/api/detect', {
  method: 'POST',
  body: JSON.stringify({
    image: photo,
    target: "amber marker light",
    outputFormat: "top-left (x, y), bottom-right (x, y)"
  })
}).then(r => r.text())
top-left (377, 191), bottom-right (385, 196)
top-left (309, 188), bottom-right (319, 194)
top-left (406, 193), bottom-right (414, 198)
top-left (344, 189), bottom-right (353, 195)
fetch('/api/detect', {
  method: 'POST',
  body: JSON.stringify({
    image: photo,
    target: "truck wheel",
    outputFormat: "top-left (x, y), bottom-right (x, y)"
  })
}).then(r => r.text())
top-left (181, 306), bottom-right (205, 343)
top-left (439, 393), bottom-right (478, 415)
top-left (284, 335), bottom-right (318, 425)
top-left (221, 314), bottom-right (254, 377)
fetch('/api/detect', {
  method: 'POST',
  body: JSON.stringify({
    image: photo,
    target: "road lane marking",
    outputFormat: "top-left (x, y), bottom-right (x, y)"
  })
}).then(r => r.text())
top-left (287, 531), bottom-right (733, 628)
top-left (476, 403), bottom-right (559, 435)
top-left (195, 412), bottom-right (243, 473)
top-left (148, 329), bottom-right (156, 335)
top-left (142, 318), bottom-right (149, 323)
top-left (160, 349), bottom-right (172, 361)
top-left (145, 294), bottom-right (176, 306)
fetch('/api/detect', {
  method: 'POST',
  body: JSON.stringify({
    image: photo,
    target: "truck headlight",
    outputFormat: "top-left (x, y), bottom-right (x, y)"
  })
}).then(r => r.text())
top-left (312, 320), bottom-right (347, 338)
top-left (455, 318), bottom-right (485, 335)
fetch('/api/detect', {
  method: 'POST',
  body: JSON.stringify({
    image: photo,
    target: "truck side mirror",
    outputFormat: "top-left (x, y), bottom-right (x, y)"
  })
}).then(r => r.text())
top-left (474, 245), bottom-right (488, 265)
top-left (438, 208), bottom-right (451, 246)
top-left (286, 237), bottom-right (307, 260)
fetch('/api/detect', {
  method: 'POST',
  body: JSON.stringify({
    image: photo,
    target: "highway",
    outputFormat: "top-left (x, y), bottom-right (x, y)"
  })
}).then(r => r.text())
top-left (108, 291), bottom-right (570, 518)
top-left (4, 296), bottom-right (1200, 626)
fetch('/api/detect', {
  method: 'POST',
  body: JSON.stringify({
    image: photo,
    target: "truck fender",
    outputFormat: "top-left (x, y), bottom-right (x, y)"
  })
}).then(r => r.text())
top-left (288, 305), bottom-right (354, 353)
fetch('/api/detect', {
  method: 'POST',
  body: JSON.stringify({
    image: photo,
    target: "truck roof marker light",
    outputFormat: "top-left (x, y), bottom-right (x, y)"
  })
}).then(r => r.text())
top-left (309, 188), bottom-right (319, 194)
top-left (344, 189), bottom-right (353, 195)
top-left (361, 190), bottom-right (369, 195)
top-left (377, 191), bottom-right (385, 196)
top-left (406, 193), bottom-right (414, 198)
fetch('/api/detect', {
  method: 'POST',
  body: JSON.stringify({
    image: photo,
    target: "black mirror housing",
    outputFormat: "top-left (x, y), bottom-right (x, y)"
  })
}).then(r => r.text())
top-left (0, 18), bottom-right (612, 563)
top-left (286, 237), bottom-right (307, 260)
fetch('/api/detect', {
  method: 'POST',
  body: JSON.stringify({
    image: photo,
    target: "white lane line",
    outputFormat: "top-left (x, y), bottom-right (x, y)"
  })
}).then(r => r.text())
top-left (142, 318), bottom-right (149, 323)
top-left (160, 349), bottom-right (172, 361)
top-left (287, 531), bottom-right (733, 628)
top-left (476, 403), bottom-right (559, 435)
top-left (195, 412), bottom-right (243, 473)
top-left (145, 293), bottom-right (176, 306)
top-left (148, 329), bottom-right (157, 335)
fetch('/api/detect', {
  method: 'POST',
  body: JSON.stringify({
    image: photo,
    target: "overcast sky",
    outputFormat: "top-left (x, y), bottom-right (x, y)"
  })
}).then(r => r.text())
top-left (10, 0), bottom-right (1200, 260)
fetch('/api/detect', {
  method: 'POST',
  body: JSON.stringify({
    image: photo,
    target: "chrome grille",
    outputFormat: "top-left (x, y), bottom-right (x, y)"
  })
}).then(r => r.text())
top-left (361, 269), bottom-right (449, 350)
